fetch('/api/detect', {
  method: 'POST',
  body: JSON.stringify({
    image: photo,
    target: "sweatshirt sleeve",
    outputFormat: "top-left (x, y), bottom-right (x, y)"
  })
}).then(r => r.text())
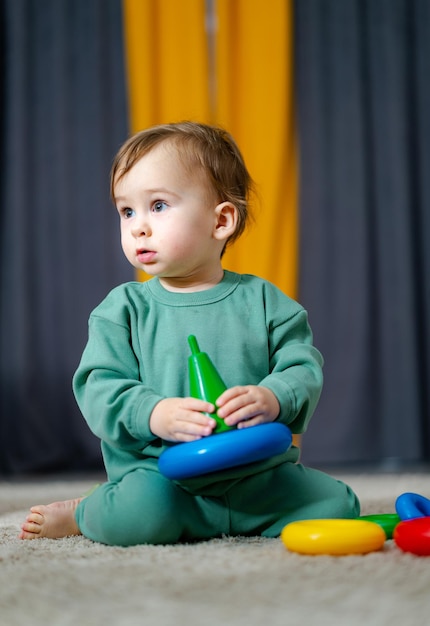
top-left (72, 311), bottom-right (163, 451)
top-left (258, 286), bottom-right (324, 434)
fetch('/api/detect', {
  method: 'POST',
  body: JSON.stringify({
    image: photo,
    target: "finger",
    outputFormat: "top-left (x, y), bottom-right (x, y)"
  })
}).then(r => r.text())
top-left (184, 398), bottom-right (216, 414)
top-left (174, 416), bottom-right (216, 438)
top-left (186, 413), bottom-right (217, 430)
top-left (223, 404), bottom-right (262, 426)
top-left (217, 393), bottom-right (252, 419)
top-left (173, 426), bottom-right (212, 443)
top-left (216, 386), bottom-right (247, 407)
top-left (236, 415), bottom-right (267, 429)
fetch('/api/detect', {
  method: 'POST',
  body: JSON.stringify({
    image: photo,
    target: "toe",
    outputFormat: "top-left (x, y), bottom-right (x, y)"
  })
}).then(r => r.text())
top-left (21, 521), bottom-right (40, 534)
top-left (19, 527), bottom-right (39, 540)
top-left (27, 512), bottom-right (44, 524)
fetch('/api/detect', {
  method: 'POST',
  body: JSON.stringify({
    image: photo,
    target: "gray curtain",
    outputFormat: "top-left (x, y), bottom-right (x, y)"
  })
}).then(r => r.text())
top-left (295, 0), bottom-right (430, 468)
top-left (0, 0), bottom-right (132, 474)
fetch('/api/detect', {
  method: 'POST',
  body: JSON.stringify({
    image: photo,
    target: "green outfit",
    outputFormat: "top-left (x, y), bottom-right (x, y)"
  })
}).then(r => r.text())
top-left (73, 271), bottom-right (359, 545)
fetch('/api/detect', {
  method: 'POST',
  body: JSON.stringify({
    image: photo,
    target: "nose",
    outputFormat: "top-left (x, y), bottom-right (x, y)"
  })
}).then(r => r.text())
top-left (131, 214), bottom-right (151, 238)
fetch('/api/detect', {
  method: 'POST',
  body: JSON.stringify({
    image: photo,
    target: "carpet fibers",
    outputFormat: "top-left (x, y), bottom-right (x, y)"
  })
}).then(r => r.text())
top-left (1, 472), bottom-right (429, 626)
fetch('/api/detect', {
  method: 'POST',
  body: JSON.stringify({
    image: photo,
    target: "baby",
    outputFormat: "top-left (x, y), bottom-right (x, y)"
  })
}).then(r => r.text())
top-left (21, 122), bottom-right (359, 545)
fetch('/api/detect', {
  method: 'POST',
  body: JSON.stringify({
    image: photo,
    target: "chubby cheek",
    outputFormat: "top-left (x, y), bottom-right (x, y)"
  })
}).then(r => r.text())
top-left (165, 238), bottom-right (195, 262)
top-left (120, 231), bottom-right (135, 264)
top-left (165, 221), bottom-right (207, 253)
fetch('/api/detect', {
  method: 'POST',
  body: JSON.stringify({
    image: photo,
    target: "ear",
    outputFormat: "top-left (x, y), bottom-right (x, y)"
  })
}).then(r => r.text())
top-left (213, 202), bottom-right (238, 243)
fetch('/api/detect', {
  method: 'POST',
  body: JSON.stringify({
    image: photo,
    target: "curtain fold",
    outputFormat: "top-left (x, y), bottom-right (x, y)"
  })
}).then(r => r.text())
top-left (295, 0), bottom-right (430, 467)
top-left (0, 0), bottom-right (131, 474)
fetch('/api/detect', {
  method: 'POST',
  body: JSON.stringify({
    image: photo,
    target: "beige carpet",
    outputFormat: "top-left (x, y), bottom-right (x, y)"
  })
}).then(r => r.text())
top-left (1, 472), bottom-right (430, 626)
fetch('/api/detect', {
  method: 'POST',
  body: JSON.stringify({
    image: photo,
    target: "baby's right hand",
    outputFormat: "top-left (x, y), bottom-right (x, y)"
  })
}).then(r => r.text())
top-left (149, 397), bottom-right (217, 442)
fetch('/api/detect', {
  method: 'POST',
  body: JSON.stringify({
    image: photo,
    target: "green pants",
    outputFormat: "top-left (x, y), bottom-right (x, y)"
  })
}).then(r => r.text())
top-left (75, 463), bottom-right (360, 546)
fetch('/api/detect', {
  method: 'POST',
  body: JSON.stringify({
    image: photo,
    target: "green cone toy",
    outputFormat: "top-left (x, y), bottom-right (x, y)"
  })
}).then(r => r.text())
top-left (188, 335), bottom-right (234, 434)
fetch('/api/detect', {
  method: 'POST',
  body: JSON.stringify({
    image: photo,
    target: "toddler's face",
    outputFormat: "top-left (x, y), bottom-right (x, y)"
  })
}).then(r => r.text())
top-left (113, 142), bottom-right (223, 291)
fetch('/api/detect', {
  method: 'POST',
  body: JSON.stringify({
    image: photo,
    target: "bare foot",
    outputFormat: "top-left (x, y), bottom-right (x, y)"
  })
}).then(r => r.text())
top-left (19, 498), bottom-right (83, 540)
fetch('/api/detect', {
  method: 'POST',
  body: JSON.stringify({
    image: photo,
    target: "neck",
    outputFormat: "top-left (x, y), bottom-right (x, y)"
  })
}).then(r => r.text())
top-left (159, 268), bottom-right (224, 293)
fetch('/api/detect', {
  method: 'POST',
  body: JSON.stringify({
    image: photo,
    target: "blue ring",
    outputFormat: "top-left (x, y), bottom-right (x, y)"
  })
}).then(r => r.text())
top-left (158, 422), bottom-right (292, 480)
top-left (395, 492), bottom-right (430, 521)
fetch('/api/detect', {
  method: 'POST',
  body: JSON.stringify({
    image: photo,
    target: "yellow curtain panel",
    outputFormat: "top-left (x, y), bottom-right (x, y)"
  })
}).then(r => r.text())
top-left (122, 0), bottom-right (297, 298)
top-left (123, 0), bottom-right (211, 128)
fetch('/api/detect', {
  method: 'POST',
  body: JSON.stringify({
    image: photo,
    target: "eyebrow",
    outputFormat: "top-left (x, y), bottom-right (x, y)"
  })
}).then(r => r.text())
top-left (114, 187), bottom-right (181, 203)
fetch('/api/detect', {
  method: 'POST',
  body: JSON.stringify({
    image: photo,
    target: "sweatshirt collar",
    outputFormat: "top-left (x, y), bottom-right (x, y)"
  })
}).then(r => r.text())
top-left (144, 270), bottom-right (241, 306)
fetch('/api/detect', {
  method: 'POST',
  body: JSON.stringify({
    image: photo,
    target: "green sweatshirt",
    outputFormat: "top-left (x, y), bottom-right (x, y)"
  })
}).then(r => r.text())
top-left (73, 271), bottom-right (323, 489)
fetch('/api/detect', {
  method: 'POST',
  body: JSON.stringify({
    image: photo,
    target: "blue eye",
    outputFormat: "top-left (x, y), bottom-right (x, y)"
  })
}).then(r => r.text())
top-left (121, 207), bottom-right (135, 219)
top-left (152, 201), bottom-right (168, 213)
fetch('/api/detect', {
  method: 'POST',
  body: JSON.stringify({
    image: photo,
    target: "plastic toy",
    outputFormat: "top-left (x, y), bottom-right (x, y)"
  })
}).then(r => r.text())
top-left (281, 519), bottom-right (386, 556)
top-left (187, 335), bottom-right (233, 434)
top-left (395, 492), bottom-right (430, 521)
top-left (159, 421), bottom-right (292, 479)
top-left (357, 513), bottom-right (401, 539)
top-left (158, 335), bottom-right (292, 480)
top-left (393, 517), bottom-right (430, 556)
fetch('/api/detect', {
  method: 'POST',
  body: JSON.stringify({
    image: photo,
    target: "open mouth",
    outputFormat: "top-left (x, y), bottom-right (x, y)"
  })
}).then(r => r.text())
top-left (136, 249), bottom-right (156, 263)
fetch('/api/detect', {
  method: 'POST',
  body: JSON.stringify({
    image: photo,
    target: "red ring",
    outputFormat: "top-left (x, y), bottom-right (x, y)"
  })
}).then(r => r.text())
top-left (393, 517), bottom-right (430, 556)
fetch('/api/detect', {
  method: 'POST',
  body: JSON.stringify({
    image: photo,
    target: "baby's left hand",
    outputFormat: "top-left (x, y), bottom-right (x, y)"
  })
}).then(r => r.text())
top-left (215, 385), bottom-right (280, 429)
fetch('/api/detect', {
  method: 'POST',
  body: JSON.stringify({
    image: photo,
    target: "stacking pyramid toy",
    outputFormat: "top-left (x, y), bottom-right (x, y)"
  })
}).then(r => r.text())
top-left (158, 334), bottom-right (293, 480)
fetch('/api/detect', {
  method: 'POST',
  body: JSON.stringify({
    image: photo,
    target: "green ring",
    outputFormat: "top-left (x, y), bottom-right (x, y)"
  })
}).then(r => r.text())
top-left (357, 514), bottom-right (401, 539)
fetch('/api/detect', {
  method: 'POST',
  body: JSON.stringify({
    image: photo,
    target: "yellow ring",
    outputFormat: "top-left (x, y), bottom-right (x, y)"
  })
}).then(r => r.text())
top-left (281, 519), bottom-right (386, 555)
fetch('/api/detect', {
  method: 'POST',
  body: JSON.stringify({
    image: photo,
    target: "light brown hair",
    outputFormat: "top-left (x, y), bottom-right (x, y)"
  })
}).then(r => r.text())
top-left (111, 121), bottom-right (254, 248)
